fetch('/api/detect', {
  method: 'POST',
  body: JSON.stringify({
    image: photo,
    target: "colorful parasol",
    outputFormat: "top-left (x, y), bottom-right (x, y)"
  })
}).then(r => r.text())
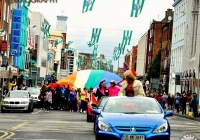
top-left (56, 70), bottom-right (122, 90)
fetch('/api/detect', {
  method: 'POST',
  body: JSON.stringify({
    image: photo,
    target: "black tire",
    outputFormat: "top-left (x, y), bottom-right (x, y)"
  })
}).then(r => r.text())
top-left (1, 107), bottom-right (5, 113)
top-left (87, 113), bottom-right (92, 122)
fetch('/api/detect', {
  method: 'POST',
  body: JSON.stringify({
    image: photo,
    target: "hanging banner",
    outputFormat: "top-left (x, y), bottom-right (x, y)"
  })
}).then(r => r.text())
top-left (41, 23), bottom-right (51, 38)
top-left (82, 0), bottom-right (95, 13)
top-left (122, 30), bottom-right (133, 46)
top-left (88, 28), bottom-right (101, 47)
top-left (130, 0), bottom-right (145, 17)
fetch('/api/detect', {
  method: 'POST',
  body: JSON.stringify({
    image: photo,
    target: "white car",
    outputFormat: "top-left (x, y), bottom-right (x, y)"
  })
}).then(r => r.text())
top-left (1, 90), bottom-right (34, 113)
top-left (27, 87), bottom-right (41, 105)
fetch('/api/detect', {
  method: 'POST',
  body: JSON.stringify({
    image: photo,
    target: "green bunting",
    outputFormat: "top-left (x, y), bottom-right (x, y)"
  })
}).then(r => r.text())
top-left (88, 28), bottom-right (101, 47)
top-left (55, 39), bottom-right (63, 45)
top-left (41, 23), bottom-right (51, 38)
top-left (130, 0), bottom-right (145, 17)
top-left (82, 0), bottom-right (96, 13)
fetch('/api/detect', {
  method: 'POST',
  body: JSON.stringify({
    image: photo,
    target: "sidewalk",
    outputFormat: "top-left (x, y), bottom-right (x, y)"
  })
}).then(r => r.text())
top-left (166, 109), bottom-right (200, 122)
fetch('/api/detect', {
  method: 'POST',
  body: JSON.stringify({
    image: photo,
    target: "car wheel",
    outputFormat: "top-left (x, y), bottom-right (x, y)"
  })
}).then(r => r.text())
top-left (87, 113), bottom-right (92, 122)
top-left (1, 107), bottom-right (5, 113)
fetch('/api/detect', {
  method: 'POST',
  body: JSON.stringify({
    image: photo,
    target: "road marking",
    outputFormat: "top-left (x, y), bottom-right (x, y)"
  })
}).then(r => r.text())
top-left (0, 130), bottom-right (9, 138)
top-left (4, 132), bottom-right (15, 138)
top-left (9, 122), bottom-right (29, 131)
top-left (31, 110), bottom-right (42, 115)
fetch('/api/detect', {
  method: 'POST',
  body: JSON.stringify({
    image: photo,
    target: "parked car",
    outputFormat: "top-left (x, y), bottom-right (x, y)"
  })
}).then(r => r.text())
top-left (87, 92), bottom-right (99, 122)
top-left (1, 90), bottom-right (34, 113)
top-left (27, 87), bottom-right (41, 106)
top-left (91, 96), bottom-right (173, 140)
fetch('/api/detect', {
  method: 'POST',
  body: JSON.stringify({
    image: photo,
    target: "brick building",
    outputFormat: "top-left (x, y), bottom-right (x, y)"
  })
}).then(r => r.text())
top-left (124, 45), bottom-right (138, 71)
top-left (160, 20), bottom-right (173, 93)
top-left (78, 53), bottom-right (113, 72)
top-left (147, 9), bottom-right (173, 69)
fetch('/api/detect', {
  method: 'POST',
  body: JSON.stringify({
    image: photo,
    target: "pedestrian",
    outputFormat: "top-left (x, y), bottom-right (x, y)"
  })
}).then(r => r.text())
top-left (108, 80), bottom-right (120, 96)
top-left (69, 87), bottom-right (77, 112)
top-left (167, 93), bottom-right (173, 110)
top-left (45, 87), bottom-right (52, 112)
top-left (95, 80), bottom-right (109, 100)
top-left (161, 93), bottom-right (167, 109)
top-left (76, 88), bottom-right (82, 112)
top-left (191, 93), bottom-right (198, 117)
top-left (118, 70), bottom-right (145, 97)
top-left (38, 85), bottom-right (47, 110)
top-left (57, 84), bottom-right (70, 111)
top-left (175, 93), bottom-right (180, 113)
top-left (186, 93), bottom-right (191, 114)
top-left (181, 92), bottom-right (187, 115)
top-left (80, 88), bottom-right (89, 113)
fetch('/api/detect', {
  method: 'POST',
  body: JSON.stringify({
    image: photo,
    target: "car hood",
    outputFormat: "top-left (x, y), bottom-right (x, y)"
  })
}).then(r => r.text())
top-left (100, 112), bottom-right (165, 129)
top-left (3, 98), bottom-right (30, 102)
top-left (31, 94), bottom-right (39, 98)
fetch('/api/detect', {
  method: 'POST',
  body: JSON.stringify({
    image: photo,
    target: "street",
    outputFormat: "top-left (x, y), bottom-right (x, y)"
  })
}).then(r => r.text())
top-left (0, 109), bottom-right (199, 140)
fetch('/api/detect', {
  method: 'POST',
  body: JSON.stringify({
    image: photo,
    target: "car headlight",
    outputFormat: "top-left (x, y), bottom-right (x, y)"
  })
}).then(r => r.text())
top-left (2, 101), bottom-right (9, 104)
top-left (21, 101), bottom-right (29, 104)
top-left (153, 122), bottom-right (168, 134)
top-left (98, 121), bottom-right (113, 132)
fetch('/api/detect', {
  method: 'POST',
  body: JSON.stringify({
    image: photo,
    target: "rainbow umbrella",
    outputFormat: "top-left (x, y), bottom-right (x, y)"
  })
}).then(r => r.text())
top-left (57, 70), bottom-right (122, 90)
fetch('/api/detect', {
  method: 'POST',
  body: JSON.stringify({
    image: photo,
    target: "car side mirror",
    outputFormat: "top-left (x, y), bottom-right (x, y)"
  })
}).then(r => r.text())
top-left (91, 103), bottom-right (98, 108)
top-left (164, 111), bottom-right (173, 117)
top-left (91, 109), bottom-right (100, 115)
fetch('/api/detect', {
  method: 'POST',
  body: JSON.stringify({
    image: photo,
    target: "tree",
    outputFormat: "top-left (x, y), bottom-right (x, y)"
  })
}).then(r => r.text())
top-left (146, 48), bottom-right (161, 81)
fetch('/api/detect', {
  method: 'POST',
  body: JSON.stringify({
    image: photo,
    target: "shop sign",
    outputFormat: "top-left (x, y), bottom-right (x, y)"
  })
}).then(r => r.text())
top-left (0, 40), bottom-right (8, 51)
top-left (10, 9), bottom-right (23, 56)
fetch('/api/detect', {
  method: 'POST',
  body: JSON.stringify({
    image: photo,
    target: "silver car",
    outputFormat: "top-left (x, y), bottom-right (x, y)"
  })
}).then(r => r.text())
top-left (1, 90), bottom-right (34, 113)
top-left (27, 87), bottom-right (41, 105)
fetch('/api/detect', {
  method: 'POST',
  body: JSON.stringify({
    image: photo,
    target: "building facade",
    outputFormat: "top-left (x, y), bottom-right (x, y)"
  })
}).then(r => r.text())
top-left (182, 0), bottom-right (199, 96)
top-left (160, 20), bottom-right (173, 93)
top-left (124, 45), bottom-right (138, 71)
top-left (29, 12), bottom-right (50, 85)
top-left (169, 0), bottom-right (187, 94)
top-left (56, 15), bottom-right (67, 33)
top-left (136, 32), bottom-right (147, 76)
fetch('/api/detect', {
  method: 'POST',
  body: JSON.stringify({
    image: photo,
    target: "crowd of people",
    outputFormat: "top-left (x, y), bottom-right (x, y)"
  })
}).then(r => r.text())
top-left (146, 91), bottom-right (199, 118)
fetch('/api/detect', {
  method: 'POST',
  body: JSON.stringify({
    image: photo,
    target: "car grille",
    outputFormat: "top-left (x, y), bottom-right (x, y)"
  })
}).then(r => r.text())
top-left (9, 101), bottom-right (20, 104)
top-left (4, 107), bottom-right (25, 109)
top-left (115, 126), bottom-right (151, 132)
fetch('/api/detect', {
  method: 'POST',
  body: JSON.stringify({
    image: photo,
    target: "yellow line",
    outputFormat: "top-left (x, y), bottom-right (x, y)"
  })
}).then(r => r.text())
top-left (9, 122), bottom-right (29, 131)
top-left (5, 132), bottom-right (15, 139)
top-left (0, 130), bottom-right (9, 138)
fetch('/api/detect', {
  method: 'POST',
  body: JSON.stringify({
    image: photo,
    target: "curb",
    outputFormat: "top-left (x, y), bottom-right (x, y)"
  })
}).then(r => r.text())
top-left (173, 113), bottom-right (200, 122)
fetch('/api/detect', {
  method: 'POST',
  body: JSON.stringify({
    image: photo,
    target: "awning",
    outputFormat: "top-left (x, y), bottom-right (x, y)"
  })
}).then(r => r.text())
top-left (0, 70), bottom-right (17, 78)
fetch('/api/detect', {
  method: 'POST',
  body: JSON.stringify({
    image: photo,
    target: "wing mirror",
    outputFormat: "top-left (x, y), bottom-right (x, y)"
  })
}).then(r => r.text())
top-left (91, 109), bottom-right (100, 115)
top-left (164, 111), bottom-right (173, 117)
top-left (91, 103), bottom-right (98, 108)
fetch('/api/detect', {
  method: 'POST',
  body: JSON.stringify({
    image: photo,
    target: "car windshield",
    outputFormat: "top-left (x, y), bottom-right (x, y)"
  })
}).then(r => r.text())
top-left (103, 97), bottom-right (162, 114)
top-left (27, 88), bottom-right (40, 94)
top-left (99, 97), bottom-right (109, 107)
top-left (6, 91), bottom-right (29, 98)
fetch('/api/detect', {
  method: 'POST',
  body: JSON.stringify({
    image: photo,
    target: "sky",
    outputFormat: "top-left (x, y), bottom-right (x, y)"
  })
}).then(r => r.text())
top-left (29, 0), bottom-right (173, 71)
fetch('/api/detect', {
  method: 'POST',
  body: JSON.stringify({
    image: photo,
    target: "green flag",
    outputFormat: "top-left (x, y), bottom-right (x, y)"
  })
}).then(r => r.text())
top-left (41, 23), bottom-right (51, 38)
top-left (130, 0), bottom-right (145, 17)
top-left (82, 0), bottom-right (96, 13)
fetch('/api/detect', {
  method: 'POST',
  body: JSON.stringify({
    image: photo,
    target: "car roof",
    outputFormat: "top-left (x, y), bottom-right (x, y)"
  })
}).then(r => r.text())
top-left (10, 90), bottom-right (29, 92)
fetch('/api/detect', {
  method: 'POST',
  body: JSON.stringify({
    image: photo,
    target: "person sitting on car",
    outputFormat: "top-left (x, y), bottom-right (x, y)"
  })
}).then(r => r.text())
top-left (118, 70), bottom-right (145, 97)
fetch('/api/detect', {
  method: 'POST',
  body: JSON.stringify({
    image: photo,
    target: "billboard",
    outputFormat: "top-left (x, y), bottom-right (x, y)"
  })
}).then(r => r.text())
top-left (31, 35), bottom-right (39, 66)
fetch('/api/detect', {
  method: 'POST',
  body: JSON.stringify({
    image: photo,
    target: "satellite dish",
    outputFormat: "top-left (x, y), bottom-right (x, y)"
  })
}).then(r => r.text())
top-left (0, 29), bottom-right (7, 36)
top-left (168, 16), bottom-right (172, 21)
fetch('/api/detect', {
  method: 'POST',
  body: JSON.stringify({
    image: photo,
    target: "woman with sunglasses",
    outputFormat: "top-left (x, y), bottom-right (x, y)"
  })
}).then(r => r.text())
top-left (118, 70), bottom-right (145, 97)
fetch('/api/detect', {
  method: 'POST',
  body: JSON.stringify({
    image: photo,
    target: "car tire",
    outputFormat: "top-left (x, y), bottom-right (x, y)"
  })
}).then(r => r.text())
top-left (87, 113), bottom-right (92, 122)
top-left (1, 107), bottom-right (5, 113)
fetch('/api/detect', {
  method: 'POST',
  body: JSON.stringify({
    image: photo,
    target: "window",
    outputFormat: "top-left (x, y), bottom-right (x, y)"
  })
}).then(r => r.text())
top-left (7, 5), bottom-right (9, 22)
top-left (3, 2), bottom-right (6, 21)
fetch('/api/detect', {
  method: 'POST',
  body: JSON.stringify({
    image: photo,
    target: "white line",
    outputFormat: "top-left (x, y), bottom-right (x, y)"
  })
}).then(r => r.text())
top-left (31, 110), bottom-right (42, 115)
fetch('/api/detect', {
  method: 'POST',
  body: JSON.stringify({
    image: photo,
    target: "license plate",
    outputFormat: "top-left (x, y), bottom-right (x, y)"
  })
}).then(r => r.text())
top-left (123, 135), bottom-right (145, 140)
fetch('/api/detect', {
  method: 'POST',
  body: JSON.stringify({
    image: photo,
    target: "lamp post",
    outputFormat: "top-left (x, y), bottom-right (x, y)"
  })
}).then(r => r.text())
top-left (2, 54), bottom-right (8, 94)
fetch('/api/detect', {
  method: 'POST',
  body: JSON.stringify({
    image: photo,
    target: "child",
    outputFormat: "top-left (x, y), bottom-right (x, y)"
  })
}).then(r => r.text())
top-left (77, 100), bottom-right (81, 112)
